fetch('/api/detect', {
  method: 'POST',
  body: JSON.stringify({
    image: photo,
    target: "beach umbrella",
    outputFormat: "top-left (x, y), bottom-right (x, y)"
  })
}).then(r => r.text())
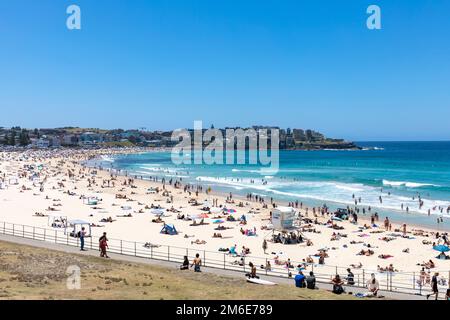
top-left (190, 213), bottom-right (209, 219)
top-left (150, 208), bottom-right (165, 215)
top-left (203, 200), bottom-right (212, 207)
top-left (433, 245), bottom-right (450, 252)
top-left (190, 214), bottom-right (201, 220)
top-left (210, 207), bottom-right (222, 214)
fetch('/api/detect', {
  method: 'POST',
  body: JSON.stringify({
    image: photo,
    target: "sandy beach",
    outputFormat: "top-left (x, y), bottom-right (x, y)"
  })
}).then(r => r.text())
top-left (1, 148), bottom-right (449, 293)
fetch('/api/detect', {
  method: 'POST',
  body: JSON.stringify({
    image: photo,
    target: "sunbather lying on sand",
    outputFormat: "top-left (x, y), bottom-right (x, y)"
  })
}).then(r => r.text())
top-left (378, 264), bottom-right (398, 272)
top-left (191, 239), bottom-right (207, 245)
top-left (117, 213), bottom-right (133, 217)
top-left (143, 242), bottom-right (160, 248)
top-left (357, 249), bottom-right (374, 256)
top-left (350, 262), bottom-right (363, 269)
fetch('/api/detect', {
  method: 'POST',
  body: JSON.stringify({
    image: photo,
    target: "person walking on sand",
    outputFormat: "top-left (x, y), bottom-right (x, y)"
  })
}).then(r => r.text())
top-left (262, 239), bottom-right (268, 254)
top-left (99, 232), bottom-right (109, 258)
top-left (79, 227), bottom-right (86, 251)
top-left (192, 253), bottom-right (202, 272)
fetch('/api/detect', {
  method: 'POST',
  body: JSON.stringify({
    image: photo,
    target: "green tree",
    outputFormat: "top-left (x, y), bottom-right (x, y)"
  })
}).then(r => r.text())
top-left (8, 130), bottom-right (16, 146)
top-left (19, 129), bottom-right (30, 146)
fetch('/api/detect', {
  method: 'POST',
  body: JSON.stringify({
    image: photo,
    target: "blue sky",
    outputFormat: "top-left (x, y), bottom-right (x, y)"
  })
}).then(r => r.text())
top-left (0, 0), bottom-right (449, 141)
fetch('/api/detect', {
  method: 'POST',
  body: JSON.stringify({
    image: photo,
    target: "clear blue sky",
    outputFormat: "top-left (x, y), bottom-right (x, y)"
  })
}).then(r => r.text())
top-left (0, 0), bottom-right (449, 141)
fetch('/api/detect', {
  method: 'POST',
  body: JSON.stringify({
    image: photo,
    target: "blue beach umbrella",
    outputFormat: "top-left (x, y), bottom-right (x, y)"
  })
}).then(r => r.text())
top-left (433, 245), bottom-right (450, 252)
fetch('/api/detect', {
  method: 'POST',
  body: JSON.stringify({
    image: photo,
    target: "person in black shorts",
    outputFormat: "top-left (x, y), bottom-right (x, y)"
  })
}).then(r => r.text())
top-left (427, 272), bottom-right (439, 300)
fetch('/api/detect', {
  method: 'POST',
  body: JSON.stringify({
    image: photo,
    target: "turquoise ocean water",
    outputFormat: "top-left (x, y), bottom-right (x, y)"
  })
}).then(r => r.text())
top-left (92, 142), bottom-right (450, 230)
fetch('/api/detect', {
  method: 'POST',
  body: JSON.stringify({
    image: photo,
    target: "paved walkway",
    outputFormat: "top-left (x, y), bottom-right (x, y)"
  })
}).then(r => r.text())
top-left (0, 233), bottom-right (430, 300)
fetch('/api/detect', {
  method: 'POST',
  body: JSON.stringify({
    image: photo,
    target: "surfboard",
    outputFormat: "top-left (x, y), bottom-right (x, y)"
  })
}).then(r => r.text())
top-left (246, 278), bottom-right (277, 286)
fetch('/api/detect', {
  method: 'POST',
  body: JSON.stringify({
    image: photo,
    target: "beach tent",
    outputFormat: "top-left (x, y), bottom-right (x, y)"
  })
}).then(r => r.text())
top-left (203, 200), bottom-right (212, 207)
top-left (66, 219), bottom-right (92, 237)
top-left (210, 207), bottom-right (222, 214)
top-left (160, 224), bottom-right (178, 235)
top-left (150, 208), bottom-right (165, 215)
top-left (433, 245), bottom-right (450, 253)
top-left (190, 213), bottom-right (209, 219)
top-left (147, 188), bottom-right (157, 194)
top-left (8, 177), bottom-right (19, 185)
top-left (83, 196), bottom-right (99, 206)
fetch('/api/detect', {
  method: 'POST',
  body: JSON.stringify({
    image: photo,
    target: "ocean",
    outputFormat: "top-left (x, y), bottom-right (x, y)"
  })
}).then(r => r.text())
top-left (92, 141), bottom-right (450, 230)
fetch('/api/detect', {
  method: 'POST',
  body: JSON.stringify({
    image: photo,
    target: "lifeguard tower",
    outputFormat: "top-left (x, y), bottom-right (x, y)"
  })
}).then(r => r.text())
top-left (271, 206), bottom-right (296, 231)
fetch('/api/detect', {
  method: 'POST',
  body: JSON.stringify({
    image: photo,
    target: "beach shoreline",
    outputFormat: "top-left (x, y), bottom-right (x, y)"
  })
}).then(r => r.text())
top-left (0, 148), bottom-right (449, 280)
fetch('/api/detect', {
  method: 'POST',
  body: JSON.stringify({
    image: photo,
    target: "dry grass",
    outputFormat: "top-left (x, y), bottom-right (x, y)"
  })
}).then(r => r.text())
top-left (0, 240), bottom-right (355, 300)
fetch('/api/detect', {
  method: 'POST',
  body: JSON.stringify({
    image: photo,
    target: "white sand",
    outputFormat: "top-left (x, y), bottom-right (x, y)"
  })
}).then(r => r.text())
top-left (0, 149), bottom-right (449, 282)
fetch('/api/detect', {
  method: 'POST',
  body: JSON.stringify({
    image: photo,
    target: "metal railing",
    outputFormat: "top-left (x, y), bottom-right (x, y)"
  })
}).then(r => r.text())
top-left (1, 220), bottom-right (448, 298)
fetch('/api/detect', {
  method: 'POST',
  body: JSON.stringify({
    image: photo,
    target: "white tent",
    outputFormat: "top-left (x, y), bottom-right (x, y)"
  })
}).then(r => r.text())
top-left (150, 208), bottom-right (165, 215)
top-left (66, 219), bottom-right (91, 237)
top-left (210, 207), bottom-right (222, 214)
top-left (8, 177), bottom-right (19, 185)
top-left (83, 196), bottom-right (99, 206)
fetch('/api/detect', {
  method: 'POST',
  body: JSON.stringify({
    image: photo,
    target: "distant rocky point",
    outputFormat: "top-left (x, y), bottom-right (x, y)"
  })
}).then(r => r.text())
top-left (0, 126), bottom-right (360, 150)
